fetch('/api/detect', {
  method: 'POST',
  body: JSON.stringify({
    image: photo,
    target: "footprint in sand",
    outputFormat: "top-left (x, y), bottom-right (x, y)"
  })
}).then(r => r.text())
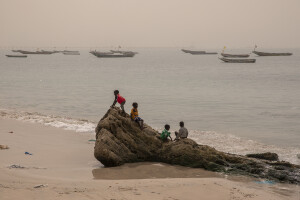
top-left (118, 186), bottom-right (134, 191)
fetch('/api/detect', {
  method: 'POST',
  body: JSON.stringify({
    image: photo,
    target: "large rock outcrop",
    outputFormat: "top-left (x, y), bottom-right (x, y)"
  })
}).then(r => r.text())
top-left (94, 107), bottom-right (300, 184)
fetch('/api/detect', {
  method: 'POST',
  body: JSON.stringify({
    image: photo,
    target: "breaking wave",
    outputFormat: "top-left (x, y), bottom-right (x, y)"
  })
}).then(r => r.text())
top-left (188, 130), bottom-right (300, 165)
top-left (1, 108), bottom-right (299, 165)
top-left (0, 108), bottom-right (96, 133)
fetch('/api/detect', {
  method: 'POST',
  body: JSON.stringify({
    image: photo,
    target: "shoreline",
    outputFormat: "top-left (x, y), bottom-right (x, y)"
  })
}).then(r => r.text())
top-left (1, 107), bottom-right (299, 165)
top-left (0, 118), bottom-right (299, 199)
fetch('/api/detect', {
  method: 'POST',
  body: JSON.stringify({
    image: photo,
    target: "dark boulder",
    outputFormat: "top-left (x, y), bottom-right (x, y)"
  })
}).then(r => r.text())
top-left (94, 107), bottom-right (300, 184)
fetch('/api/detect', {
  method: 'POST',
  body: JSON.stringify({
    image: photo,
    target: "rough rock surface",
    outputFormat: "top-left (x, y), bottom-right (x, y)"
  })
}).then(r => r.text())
top-left (94, 107), bottom-right (300, 184)
top-left (246, 152), bottom-right (279, 161)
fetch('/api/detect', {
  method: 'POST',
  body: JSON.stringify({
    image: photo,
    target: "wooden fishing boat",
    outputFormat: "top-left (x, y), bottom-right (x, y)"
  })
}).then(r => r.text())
top-left (202, 52), bottom-right (218, 55)
top-left (63, 51), bottom-right (80, 55)
top-left (61, 50), bottom-right (79, 53)
top-left (181, 49), bottom-right (217, 55)
top-left (19, 50), bottom-right (55, 55)
top-left (6, 55), bottom-right (27, 58)
top-left (219, 57), bottom-right (256, 63)
top-left (11, 50), bottom-right (22, 53)
top-left (90, 51), bottom-right (135, 58)
top-left (110, 50), bottom-right (138, 54)
top-left (182, 49), bottom-right (205, 54)
top-left (221, 53), bottom-right (250, 58)
top-left (252, 51), bottom-right (292, 56)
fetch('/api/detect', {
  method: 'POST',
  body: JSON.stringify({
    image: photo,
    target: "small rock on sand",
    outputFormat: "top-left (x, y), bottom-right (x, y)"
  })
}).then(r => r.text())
top-left (8, 165), bottom-right (26, 169)
top-left (34, 184), bottom-right (48, 188)
top-left (0, 145), bottom-right (9, 150)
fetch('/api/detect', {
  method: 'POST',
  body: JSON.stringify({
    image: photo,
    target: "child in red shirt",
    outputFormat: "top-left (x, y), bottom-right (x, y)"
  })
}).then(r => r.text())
top-left (111, 90), bottom-right (126, 113)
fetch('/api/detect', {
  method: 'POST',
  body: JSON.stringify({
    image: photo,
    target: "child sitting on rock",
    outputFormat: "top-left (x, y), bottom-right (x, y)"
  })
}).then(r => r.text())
top-left (175, 121), bottom-right (188, 140)
top-left (111, 90), bottom-right (126, 113)
top-left (130, 102), bottom-right (144, 129)
top-left (160, 124), bottom-right (172, 142)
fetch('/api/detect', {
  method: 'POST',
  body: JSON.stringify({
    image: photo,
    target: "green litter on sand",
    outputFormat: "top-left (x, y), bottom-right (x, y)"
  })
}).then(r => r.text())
top-left (88, 139), bottom-right (96, 142)
top-left (254, 180), bottom-right (275, 185)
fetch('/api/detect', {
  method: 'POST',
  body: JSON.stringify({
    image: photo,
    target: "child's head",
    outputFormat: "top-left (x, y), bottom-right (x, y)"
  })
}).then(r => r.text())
top-left (165, 124), bottom-right (170, 130)
top-left (114, 90), bottom-right (119, 95)
top-left (132, 102), bottom-right (138, 108)
top-left (179, 121), bottom-right (184, 127)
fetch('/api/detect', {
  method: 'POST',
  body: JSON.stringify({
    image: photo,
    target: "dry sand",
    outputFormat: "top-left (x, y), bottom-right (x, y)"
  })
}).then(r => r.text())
top-left (0, 118), bottom-right (299, 200)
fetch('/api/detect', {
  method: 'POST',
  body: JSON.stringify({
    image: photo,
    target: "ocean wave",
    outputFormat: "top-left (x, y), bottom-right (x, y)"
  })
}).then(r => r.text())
top-left (188, 130), bottom-right (300, 165)
top-left (0, 109), bottom-right (96, 133)
top-left (153, 127), bottom-right (299, 165)
top-left (1, 108), bottom-right (299, 165)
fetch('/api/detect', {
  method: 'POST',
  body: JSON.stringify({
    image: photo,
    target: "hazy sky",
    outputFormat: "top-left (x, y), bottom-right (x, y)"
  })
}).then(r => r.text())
top-left (1, 0), bottom-right (299, 48)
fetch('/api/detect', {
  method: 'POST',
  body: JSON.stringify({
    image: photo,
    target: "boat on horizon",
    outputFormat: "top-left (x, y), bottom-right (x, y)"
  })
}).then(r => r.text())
top-left (63, 51), bottom-right (80, 55)
top-left (6, 55), bottom-right (28, 58)
top-left (110, 45), bottom-right (138, 55)
top-left (219, 57), bottom-right (256, 63)
top-left (60, 50), bottom-right (80, 53)
top-left (221, 46), bottom-right (250, 58)
top-left (17, 50), bottom-right (55, 55)
top-left (252, 45), bottom-right (292, 56)
top-left (181, 49), bottom-right (217, 55)
top-left (110, 50), bottom-right (138, 54)
top-left (252, 50), bottom-right (292, 56)
top-left (90, 51), bottom-right (135, 58)
top-left (11, 50), bottom-right (23, 53)
top-left (221, 53), bottom-right (250, 58)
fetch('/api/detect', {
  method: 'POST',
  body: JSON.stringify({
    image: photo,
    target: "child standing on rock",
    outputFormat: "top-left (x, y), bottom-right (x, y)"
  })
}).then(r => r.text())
top-left (130, 102), bottom-right (144, 130)
top-left (111, 90), bottom-right (126, 113)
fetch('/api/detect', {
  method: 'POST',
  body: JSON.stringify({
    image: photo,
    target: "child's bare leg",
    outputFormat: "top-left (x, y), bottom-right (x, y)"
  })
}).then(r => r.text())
top-left (138, 121), bottom-right (143, 129)
top-left (175, 131), bottom-right (179, 140)
top-left (141, 120), bottom-right (144, 129)
top-left (120, 101), bottom-right (126, 113)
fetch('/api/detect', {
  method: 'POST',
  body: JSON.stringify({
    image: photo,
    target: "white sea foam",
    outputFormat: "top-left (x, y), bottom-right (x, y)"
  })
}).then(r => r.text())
top-left (0, 109), bottom-right (96, 134)
top-left (154, 127), bottom-right (299, 164)
top-left (1, 108), bottom-right (299, 165)
top-left (188, 130), bottom-right (300, 165)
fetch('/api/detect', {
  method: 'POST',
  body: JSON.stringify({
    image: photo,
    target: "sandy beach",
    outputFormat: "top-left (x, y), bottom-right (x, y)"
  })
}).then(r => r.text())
top-left (0, 118), bottom-right (299, 200)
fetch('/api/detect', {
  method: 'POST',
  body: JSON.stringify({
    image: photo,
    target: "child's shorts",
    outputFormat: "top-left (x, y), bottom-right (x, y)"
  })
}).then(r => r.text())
top-left (134, 117), bottom-right (143, 122)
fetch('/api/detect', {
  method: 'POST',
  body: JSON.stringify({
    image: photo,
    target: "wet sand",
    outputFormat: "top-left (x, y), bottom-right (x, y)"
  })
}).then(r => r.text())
top-left (0, 118), bottom-right (299, 200)
top-left (92, 162), bottom-right (222, 180)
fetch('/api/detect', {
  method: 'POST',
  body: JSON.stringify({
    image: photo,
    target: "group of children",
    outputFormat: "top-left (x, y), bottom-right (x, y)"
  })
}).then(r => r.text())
top-left (160, 121), bottom-right (188, 142)
top-left (111, 90), bottom-right (189, 141)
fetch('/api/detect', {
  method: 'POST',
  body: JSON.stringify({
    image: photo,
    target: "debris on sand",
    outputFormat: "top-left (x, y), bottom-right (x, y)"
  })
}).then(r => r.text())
top-left (0, 145), bottom-right (9, 150)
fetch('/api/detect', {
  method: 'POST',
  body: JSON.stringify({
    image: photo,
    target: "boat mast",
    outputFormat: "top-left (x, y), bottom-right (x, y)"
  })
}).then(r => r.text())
top-left (253, 45), bottom-right (257, 52)
top-left (222, 46), bottom-right (226, 54)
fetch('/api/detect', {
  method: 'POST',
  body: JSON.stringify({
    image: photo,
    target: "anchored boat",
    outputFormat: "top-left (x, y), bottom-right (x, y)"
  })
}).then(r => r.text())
top-left (181, 49), bottom-right (217, 55)
top-left (63, 51), bottom-right (80, 55)
top-left (110, 50), bottom-right (138, 54)
top-left (90, 51), bottom-right (135, 58)
top-left (6, 55), bottom-right (28, 58)
top-left (221, 46), bottom-right (250, 58)
top-left (252, 45), bottom-right (292, 56)
top-left (221, 53), bottom-right (250, 58)
top-left (252, 51), bottom-right (292, 56)
top-left (11, 50), bottom-right (23, 53)
top-left (18, 50), bottom-right (55, 55)
top-left (219, 57), bottom-right (256, 63)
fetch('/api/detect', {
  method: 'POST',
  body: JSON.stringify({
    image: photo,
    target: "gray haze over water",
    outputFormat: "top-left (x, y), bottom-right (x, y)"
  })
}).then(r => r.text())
top-left (1, 0), bottom-right (300, 48)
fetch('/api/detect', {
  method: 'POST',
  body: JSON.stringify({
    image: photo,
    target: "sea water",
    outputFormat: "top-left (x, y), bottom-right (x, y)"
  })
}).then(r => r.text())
top-left (1, 47), bottom-right (299, 164)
